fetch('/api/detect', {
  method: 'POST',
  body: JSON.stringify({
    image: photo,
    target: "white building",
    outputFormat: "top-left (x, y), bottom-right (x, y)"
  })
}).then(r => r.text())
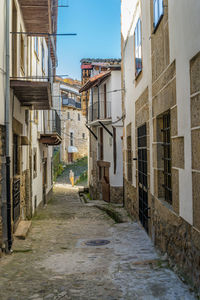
top-left (0, 0), bottom-right (61, 252)
top-left (121, 0), bottom-right (200, 291)
top-left (80, 62), bottom-right (123, 203)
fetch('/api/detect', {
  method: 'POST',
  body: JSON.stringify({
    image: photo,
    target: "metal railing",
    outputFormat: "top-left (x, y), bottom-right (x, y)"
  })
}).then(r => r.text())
top-left (40, 110), bottom-right (61, 136)
top-left (62, 97), bottom-right (81, 109)
top-left (52, 110), bottom-right (61, 136)
top-left (88, 101), bottom-right (111, 122)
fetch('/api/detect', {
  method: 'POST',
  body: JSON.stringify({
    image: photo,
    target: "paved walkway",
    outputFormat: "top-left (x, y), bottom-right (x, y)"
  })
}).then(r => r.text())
top-left (57, 158), bottom-right (88, 186)
top-left (0, 185), bottom-right (195, 300)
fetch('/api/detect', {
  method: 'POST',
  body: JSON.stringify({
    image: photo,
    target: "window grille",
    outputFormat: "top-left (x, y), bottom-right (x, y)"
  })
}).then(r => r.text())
top-left (162, 111), bottom-right (172, 204)
top-left (127, 136), bottom-right (132, 182)
top-left (70, 132), bottom-right (73, 146)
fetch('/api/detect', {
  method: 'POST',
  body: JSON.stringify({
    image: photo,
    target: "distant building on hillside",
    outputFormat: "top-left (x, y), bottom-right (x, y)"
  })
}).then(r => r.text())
top-left (57, 78), bottom-right (88, 163)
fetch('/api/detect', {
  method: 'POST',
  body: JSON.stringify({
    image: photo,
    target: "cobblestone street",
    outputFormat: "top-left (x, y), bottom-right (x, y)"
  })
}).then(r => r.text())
top-left (0, 185), bottom-right (196, 300)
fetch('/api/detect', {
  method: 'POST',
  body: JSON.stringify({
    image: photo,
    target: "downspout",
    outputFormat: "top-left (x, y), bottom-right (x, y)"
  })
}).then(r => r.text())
top-left (5, 0), bottom-right (12, 251)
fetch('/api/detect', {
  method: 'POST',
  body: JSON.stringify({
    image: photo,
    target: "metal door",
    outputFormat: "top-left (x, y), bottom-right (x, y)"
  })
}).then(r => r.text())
top-left (137, 124), bottom-right (149, 232)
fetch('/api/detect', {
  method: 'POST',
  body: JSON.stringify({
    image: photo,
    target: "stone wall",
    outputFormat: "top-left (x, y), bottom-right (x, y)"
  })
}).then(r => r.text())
top-left (110, 186), bottom-right (123, 204)
top-left (61, 107), bottom-right (88, 163)
top-left (152, 195), bottom-right (200, 292)
top-left (124, 179), bottom-right (137, 220)
top-left (0, 125), bottom-right (5, 253)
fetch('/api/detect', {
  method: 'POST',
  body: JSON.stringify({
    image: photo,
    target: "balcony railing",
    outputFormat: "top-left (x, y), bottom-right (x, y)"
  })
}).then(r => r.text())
top-left (40, 110), bottom-right (61, 136)
top-left (39, 110), bottom-right (62, 145)
top-left (62, 97), bottom-right (81, 109)
top-left (89, 101), bottom-right (111, 122)
top-left (52, 111), bottom-right (61, 136)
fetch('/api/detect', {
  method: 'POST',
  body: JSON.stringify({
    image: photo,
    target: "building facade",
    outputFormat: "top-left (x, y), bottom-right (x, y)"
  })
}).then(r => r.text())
top-left (0, 0), bottom-right (61, 253)
top-left (121, 0), bottom-right (200, 290)
top-left (59, 78), bottom-right (88, 163)
top-left (80, 60), bottom-right (123, 203)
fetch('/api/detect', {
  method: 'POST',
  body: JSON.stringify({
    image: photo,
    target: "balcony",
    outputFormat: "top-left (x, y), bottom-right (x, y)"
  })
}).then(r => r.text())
top-left (10, 80), bottom-right (52, 110)
top-left (18, 0), bottom-right (58, 34)
top-left (62, 97), bottom-right (82, 109)
top-left (88, 101), bottom-right (111, 125)
top-left (39, 110), bottom-right (62, 145)
top-left (10, 31), bottom-right (54, 110)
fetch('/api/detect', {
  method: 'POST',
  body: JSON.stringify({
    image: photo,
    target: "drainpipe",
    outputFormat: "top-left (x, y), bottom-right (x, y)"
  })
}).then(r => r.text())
top-left (5, 0), bottom-right (12, 251)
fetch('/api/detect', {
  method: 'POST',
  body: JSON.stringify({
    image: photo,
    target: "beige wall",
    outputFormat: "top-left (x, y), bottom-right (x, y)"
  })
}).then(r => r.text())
top-left (61, 107), bottom-right (88, 163)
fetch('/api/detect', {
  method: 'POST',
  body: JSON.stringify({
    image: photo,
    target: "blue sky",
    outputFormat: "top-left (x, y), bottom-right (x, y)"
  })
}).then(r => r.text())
top-left (56, 0), bottom-right (121, 80)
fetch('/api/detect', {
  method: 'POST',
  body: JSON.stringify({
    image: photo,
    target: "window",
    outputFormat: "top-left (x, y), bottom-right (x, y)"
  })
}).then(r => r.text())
top-left (34, 37), bottom-right (39, 58)
top-left (33, 148), bottom-right (37, 178)
top-left (127, 135), bottom-right (132, 182)
top-left (67, 112), bottom-right (70, 120)
top-left (162, 111), bottom-right (172, 204)
top-left (113, 127), bottom-right (117, 174)
top-left (70, 132), bottom-right (74, 146)
top-left (134, 18), bottom-right (142, 77)
top-left (20, 29), bottom-right (25, 73)
top-left (153, 0), bottom-right (164, 29)
top-left (78, 113), bottom-right (80, 121)
top-left (104, 84), bottom-right (107, 118)
top-left (82, 133), bottom-right (85, 139)
top-left (99, 127), bottom-right (104, 161)
top-left (42, 43), bottom-right (45, 73)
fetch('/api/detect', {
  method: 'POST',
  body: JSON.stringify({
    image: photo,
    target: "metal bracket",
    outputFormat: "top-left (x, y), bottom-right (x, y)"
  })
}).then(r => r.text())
top-left (99, 121), bottom-right (113, 137)
top-left (85, 125), bottom-right (98, 140)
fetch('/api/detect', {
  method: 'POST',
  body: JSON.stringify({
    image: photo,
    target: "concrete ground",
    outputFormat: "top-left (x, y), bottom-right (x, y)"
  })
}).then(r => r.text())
top-left (0, 185), bottom-right (196, 300)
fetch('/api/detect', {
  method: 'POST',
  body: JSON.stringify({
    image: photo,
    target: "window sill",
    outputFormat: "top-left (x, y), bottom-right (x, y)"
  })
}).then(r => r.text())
top-left (157, 197), bottom-right (178, 215)
top-left (152, 14), bottom-right (164, 34)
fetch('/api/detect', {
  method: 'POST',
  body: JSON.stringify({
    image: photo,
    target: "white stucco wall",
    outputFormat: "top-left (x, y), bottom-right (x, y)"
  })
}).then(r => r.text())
top-left (95, 70), bottom-right (123, 187)
top-left (121, 0), bottom-right (152, 188)
top-left (168, 0), bottom-right (200, 225)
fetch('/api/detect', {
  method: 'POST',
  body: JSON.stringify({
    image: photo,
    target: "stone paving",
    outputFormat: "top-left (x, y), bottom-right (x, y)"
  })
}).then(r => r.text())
top-left (0, 185), bottom-right (196, 300)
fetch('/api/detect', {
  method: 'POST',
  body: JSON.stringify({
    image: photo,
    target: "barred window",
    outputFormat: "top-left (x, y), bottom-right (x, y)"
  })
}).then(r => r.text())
top-left (162, 111), bottom-right (172, 204)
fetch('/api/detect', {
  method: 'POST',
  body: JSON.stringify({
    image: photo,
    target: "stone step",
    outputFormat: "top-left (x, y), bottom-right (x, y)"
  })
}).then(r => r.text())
top-left (14, 221), bottom-right (32, 240)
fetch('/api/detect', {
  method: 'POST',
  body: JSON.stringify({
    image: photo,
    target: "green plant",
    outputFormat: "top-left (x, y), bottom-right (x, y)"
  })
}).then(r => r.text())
top-left (53, 150), bottom-right (64, 181)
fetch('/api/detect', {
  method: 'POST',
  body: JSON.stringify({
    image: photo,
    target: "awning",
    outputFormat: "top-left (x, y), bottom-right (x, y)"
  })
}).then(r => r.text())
top-left (79, 71), bottom-right (111, 93)
top-left (68, 146), bottom-right (78, 153)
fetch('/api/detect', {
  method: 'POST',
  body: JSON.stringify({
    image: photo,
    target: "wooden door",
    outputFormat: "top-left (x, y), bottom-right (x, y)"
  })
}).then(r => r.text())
top-left (102, 166), bottom-right (110, 202)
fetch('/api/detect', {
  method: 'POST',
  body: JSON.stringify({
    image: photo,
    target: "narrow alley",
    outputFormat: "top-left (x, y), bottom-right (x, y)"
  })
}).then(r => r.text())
top-left (0, 185), bottom-right (195, 300)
